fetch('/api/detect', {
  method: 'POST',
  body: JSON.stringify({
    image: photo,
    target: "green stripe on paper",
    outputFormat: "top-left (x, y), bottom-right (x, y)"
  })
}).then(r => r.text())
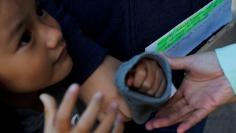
top-left (156, 0), bottom-right (224, 52)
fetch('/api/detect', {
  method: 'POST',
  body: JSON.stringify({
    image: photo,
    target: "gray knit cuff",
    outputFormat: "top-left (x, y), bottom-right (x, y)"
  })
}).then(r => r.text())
top-left (115, 53), bottom-right (172, 124)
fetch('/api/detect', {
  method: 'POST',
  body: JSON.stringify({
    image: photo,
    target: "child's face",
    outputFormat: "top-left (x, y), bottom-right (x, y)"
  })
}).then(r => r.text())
top-left (0, 0), bottom-right (73, 93)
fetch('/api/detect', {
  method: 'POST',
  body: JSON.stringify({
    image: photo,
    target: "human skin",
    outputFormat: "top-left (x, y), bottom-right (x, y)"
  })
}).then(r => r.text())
top-left (0, 0), bottom-right (166, 126)
top-left (0, 0), bottom-right (73, 93)
top-left (146, 52), bottom-right (235, 133)
top-left (126, 58), bottom-right (166, 97)
top-left (0, 0), bottom-right (124, 117)
top-left (80, 56), bottom-right (132, 120)
top-left (40, 84), bottom-right (124, 133)
top-left (0, 0), bottom-right (128, 125)
top-left (0, 0), bottom-right (123, 131)
top-left (81, 55), bottom-right (167, 122)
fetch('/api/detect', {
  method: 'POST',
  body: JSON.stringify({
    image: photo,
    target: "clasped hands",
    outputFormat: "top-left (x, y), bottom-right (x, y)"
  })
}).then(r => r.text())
top-left (40, 52), bottom-right (235, 133)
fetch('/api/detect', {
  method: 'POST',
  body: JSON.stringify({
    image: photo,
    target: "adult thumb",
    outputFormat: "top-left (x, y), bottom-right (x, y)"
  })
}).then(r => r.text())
top-left (164, 55), bottom-right (190, 71)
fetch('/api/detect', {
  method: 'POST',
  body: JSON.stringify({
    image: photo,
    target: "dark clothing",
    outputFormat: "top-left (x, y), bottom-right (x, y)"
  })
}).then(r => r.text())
top-left (0, 77), bottom-right (85, 133)
top-left (1, 0), bottom-right (211, 133)
top-left (37, 0), bottom-right (211, 133)
top-left (38, 0), bottom-right (211, 83)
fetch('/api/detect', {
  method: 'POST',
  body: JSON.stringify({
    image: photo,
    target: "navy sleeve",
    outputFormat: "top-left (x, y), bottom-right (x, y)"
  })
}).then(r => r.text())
top-left (59, 15), bottom-right (108, 84)
top-left (38, 0), bottom-right (108, 83)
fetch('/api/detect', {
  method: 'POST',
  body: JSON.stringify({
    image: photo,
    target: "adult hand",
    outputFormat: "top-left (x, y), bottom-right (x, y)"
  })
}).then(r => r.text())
top-left (146, 52), bottom-right (235, 133)
top-left (81, 56), bottom-right (132, 121)
top-left (40, 84), bottom-right (124, 133)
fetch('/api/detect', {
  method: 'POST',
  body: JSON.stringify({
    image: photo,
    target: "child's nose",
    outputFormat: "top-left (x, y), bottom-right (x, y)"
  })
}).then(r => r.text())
top-left (45, 26), bottom-right (63, 49)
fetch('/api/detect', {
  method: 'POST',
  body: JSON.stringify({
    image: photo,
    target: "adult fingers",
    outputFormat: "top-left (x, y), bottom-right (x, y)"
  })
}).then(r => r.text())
top-left (168, 85), bottom-right (185, 105)
top-left (151, 99), bottom-right (194, 129)
top-left (73, 92), bottom-right (103, 133)
top-left (177, 109), bottom-right (209, 133)
top-left (39, 93), bottom-right (57, 133)
top-left (94, 102), bottom-right (118, 133)
top-left (55, 84), bottom-right (80, 130)
top-left (160, 90), bottom-right (183, 109)
top-left (146, 110), bottom-right (192, 131)
top-left (164, 56), bottom-right (191, 71)
top-left (146, 93), bottom-right (184, 130)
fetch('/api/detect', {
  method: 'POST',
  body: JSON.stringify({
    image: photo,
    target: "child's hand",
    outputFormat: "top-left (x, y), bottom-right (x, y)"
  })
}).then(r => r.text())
top-left (126, 58), bottom-right (166, 97)
top-left (40, 84), bottom-right (124, 133)
top-left (80, 56), bottom-right (132, 122)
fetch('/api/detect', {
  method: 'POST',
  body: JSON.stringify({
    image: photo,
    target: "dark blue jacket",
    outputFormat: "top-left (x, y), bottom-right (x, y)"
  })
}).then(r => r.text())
top-left (0, 1), bottom-right (212, 133)
top-left (38, 0), bottom-right (211, 83)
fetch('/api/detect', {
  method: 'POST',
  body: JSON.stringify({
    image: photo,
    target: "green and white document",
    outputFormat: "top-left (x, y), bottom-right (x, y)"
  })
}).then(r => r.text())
top-left (145, 0), bottom-right (231, 56)
top-left (145, 0), bottom-right (232, 96)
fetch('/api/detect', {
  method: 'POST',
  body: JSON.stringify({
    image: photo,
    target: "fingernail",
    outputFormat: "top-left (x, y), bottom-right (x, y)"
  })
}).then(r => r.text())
top-left (68, 84), bottom-right (79, 93)
top-left (39, 94), bottom-right (46, 101)
top-left (94, 92), bottom-right (103, 100)
top-left (146, 123), bottom-right (153, 131)
top-left (178, 125), bottom-right (187, 133)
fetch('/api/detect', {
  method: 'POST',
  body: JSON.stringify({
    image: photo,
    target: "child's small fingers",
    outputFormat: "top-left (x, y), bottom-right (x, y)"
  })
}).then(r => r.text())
top-left (55, 84), bottom-right (80, 128)
top-left (133, 62), bottom-right (147, 90)
top-left (141, 60), bottom-right (157, 92)
top-left (126, 74), bottom-right (134, 86)
top-left (146, 69), bottom-right (160, 96)
top-left (94, 102), bottom-right (118, 133)
top-left (73, 92), bottom-right (103, 132)
top-left (112, 115), bottom-right (125, 133)
top-left (39, 94), bottom-right (57, 131)
top-left (126, 68), bottom-right (137, 86)
top-left (152, 68), bottom-right (166, 96)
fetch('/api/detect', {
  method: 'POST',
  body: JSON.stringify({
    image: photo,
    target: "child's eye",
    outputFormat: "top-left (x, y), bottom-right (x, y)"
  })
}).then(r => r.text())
top-left (36, 7), bottom-right (45, 17)
top-left (20, 31), bottom-right (32, 46)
